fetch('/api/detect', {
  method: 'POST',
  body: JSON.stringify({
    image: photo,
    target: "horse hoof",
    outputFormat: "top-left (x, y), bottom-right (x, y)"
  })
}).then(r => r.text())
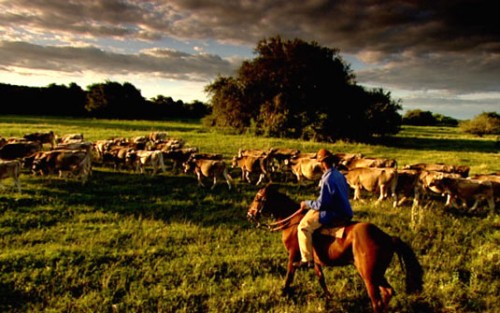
top-left (282, 286), bottom-right (294, 297)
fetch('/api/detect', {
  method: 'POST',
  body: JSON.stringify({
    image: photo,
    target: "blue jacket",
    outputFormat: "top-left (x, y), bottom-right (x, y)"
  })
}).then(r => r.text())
top-left (304, 167), bottom-right (353, 225)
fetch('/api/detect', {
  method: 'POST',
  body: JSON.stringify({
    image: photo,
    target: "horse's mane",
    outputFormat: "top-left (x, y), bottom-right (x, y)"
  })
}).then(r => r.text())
top-left (265, 186), bottom-right (300, 219)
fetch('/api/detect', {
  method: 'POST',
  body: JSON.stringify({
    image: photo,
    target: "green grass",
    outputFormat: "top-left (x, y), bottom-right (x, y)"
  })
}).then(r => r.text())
top-left (0, 115), bottom-right (498, 312)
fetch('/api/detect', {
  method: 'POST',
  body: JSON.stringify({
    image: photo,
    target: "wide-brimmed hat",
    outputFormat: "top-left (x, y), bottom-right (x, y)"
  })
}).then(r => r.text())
top-left (316, 148), bottom-right (334, 162)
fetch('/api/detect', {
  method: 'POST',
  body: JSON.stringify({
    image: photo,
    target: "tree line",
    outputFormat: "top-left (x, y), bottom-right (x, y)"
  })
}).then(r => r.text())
top-left (0, 81), bottom-right (211, 119)
top-left (2, 35), bottom-right (495, 141)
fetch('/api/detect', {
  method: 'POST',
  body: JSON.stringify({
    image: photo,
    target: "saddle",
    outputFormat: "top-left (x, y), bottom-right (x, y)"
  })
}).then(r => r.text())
top-left (318, 226), bottom-right (345, 238)
top-left (317, 220), bottom-right (353, 238)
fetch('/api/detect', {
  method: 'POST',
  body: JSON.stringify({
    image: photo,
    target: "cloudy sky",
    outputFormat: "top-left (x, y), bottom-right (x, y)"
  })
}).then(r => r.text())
top-left (0, 0), bottom-right (498, 120)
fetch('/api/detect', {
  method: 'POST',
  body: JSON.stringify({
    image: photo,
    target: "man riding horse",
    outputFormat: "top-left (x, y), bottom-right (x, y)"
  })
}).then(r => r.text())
top-left (295, 148), bottom-right (354, 269)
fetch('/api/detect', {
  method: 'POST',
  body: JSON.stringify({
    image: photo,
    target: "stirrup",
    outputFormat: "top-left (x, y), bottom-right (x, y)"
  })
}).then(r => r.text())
top-left (293, 261), bottom-right (314, 269)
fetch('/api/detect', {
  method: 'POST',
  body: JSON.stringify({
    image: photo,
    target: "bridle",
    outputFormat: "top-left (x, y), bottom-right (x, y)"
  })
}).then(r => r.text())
top-left (248, 189), bottom-right (304, 232)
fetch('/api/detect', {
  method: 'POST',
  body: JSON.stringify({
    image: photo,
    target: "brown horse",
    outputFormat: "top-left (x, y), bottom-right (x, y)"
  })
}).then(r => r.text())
top-left (247, 184), bottom-right (423, 313)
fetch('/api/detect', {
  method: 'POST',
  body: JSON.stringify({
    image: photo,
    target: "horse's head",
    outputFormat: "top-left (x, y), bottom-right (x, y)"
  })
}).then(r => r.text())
top-left (247, 184), bottom-right (276, 224)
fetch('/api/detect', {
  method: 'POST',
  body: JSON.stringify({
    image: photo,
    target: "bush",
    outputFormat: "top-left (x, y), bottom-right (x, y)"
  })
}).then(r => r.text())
top-left (459, 112), bottom-right (500, 136)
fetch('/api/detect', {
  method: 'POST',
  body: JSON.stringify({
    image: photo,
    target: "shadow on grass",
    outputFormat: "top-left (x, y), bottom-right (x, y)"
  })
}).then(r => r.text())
top-left (16, 168), bottom-right (260, 229)
top-left (0, 115), bottom-right (203, 133)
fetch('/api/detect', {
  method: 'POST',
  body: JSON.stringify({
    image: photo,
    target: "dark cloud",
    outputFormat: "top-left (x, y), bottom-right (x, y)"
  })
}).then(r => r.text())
top-left (0, 0), bottom-right (498, 118)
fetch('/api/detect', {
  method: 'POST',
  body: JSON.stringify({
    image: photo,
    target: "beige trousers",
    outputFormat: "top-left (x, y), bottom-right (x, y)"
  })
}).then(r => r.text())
top-left (297, 209), bottom-right (322, 263)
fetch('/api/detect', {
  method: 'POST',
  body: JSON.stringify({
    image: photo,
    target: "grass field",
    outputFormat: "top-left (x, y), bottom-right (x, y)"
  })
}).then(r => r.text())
top-left (0, 115), bottom-right (498, 312)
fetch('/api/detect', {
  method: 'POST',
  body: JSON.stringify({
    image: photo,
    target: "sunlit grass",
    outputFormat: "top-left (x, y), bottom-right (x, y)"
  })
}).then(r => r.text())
top-left (0, 115), bottom-right (498, 312)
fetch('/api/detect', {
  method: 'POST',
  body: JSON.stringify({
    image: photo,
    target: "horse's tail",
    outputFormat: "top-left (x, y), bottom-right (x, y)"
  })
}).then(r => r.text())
top-left (392, 236), bottom-right (423, 294)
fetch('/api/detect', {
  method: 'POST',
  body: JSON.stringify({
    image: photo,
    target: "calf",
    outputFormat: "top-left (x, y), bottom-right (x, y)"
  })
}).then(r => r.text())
top-left (184, 158), bottom-right (232, 190)
top-left (0, 160), bottom-right (21, 192)
top-left (343, 167), bottom-right (398, 206)
top-left (429, 176), bottom-right (495, 211)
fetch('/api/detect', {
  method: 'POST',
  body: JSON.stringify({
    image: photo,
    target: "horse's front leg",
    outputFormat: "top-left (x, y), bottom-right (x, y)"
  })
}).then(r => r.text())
top-left (283, 252), bottom-right (299, 296)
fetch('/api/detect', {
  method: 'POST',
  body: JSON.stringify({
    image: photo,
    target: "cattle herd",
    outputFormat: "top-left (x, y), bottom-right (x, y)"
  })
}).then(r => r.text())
top-left (0, 131), bottom-right (498, 214)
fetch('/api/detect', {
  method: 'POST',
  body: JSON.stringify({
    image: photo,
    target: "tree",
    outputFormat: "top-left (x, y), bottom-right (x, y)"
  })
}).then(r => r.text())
top-left (402, 109), bottom-right (437, 126)
top-left (433, 114), bottom-right (458, 126)
top-left (204, 36), bottom-right (401, 141)
top-left (364, 89), bottom-right (402, 137)
top-left (460, 112), bottom-right (500, 136)
top-left (45, 83), bottom-right (86, 116)
top-left (203, 76), bottom-right (247, 129)
top-left (85, 81), bottom-right (145, 118)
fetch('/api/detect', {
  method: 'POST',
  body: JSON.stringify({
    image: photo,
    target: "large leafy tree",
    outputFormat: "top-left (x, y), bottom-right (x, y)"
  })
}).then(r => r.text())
top-left (85, 81), bottom-right (145, 118)
top-left (204, 36), bottom-right (402, 141)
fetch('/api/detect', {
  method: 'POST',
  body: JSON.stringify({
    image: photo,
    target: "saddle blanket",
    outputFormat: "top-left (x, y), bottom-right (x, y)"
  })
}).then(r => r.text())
top-left (318, 226), bottom-right (345, 238)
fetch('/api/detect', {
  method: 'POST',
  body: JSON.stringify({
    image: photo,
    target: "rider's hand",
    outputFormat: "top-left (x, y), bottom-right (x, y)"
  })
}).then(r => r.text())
top-left (300, 201), bottom-right (309, 210)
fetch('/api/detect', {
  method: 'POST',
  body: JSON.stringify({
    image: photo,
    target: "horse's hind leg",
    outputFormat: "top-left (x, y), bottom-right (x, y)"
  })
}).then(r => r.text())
top-left (379, 277), bottom-right (394, 310)
top-left (314, 265), bottom-right (331, 298)
top-left (362, 279), bottom-right (385, 313)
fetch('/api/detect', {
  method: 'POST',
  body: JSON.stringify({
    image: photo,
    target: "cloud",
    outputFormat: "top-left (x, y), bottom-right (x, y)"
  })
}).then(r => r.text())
top-left (0, 0), bottom-right (498, 118)
top-left (357, 51), bottom-right (500, 94)
top-left (0, 41), bottom-right (236, 81)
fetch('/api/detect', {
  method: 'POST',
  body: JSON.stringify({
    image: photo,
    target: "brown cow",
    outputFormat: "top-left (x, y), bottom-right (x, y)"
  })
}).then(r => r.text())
top-left (55, 142), bottom-right (93, 152)
top-left (341, 157), bottom-right (397, 170)
top-left (0, 137), bottom-right (7, 148)
top-left (154, 138), bottom-right (185, 151)
top-left (127, 150), bottom-right (166, 175)
top-left (395, 169), bottom-right (421, 207)
top-left (283, 156), bottom-right (324, 186)
top-left (183, 158), bottom-right (232, 190)
top-left (267, 147), bottom-right (300, 163)
top-left (0, 141), bottom-right (42, 161)
top-left (58, 133), bottom-right (84, 144)
top-left (162, 147), bottom-right (199, 171)
top-left (23, 131), bottom-right (56, 149)
top-left (238, 148), bottom-right (268, 158)
top-left (148, 131), bottom-right (169, 143)
top-left (101, 146), bottom-right (135, 171)
top-left (0, 160), bottom-right (21, 192)
top-left (32, 149), bottom-right (92, 183)
top-left (415, 170), bottom-right (462, 207)
top-left (231, 154), bottom-right (271, 185)
top-left (404, 163), bottom-right (470, 178)
top-left (469, 173), bottom-right (500, 204)
top-left (429, 176), bottom-right (495, 211)
top-left (343, 167), bottom-right (398, 206)
top-left (267, 147), bottom-right (300, 174)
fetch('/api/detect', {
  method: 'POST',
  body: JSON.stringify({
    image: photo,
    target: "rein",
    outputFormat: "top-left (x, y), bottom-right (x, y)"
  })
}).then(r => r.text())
top-left (261, 208), bottom-right (305, 232)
